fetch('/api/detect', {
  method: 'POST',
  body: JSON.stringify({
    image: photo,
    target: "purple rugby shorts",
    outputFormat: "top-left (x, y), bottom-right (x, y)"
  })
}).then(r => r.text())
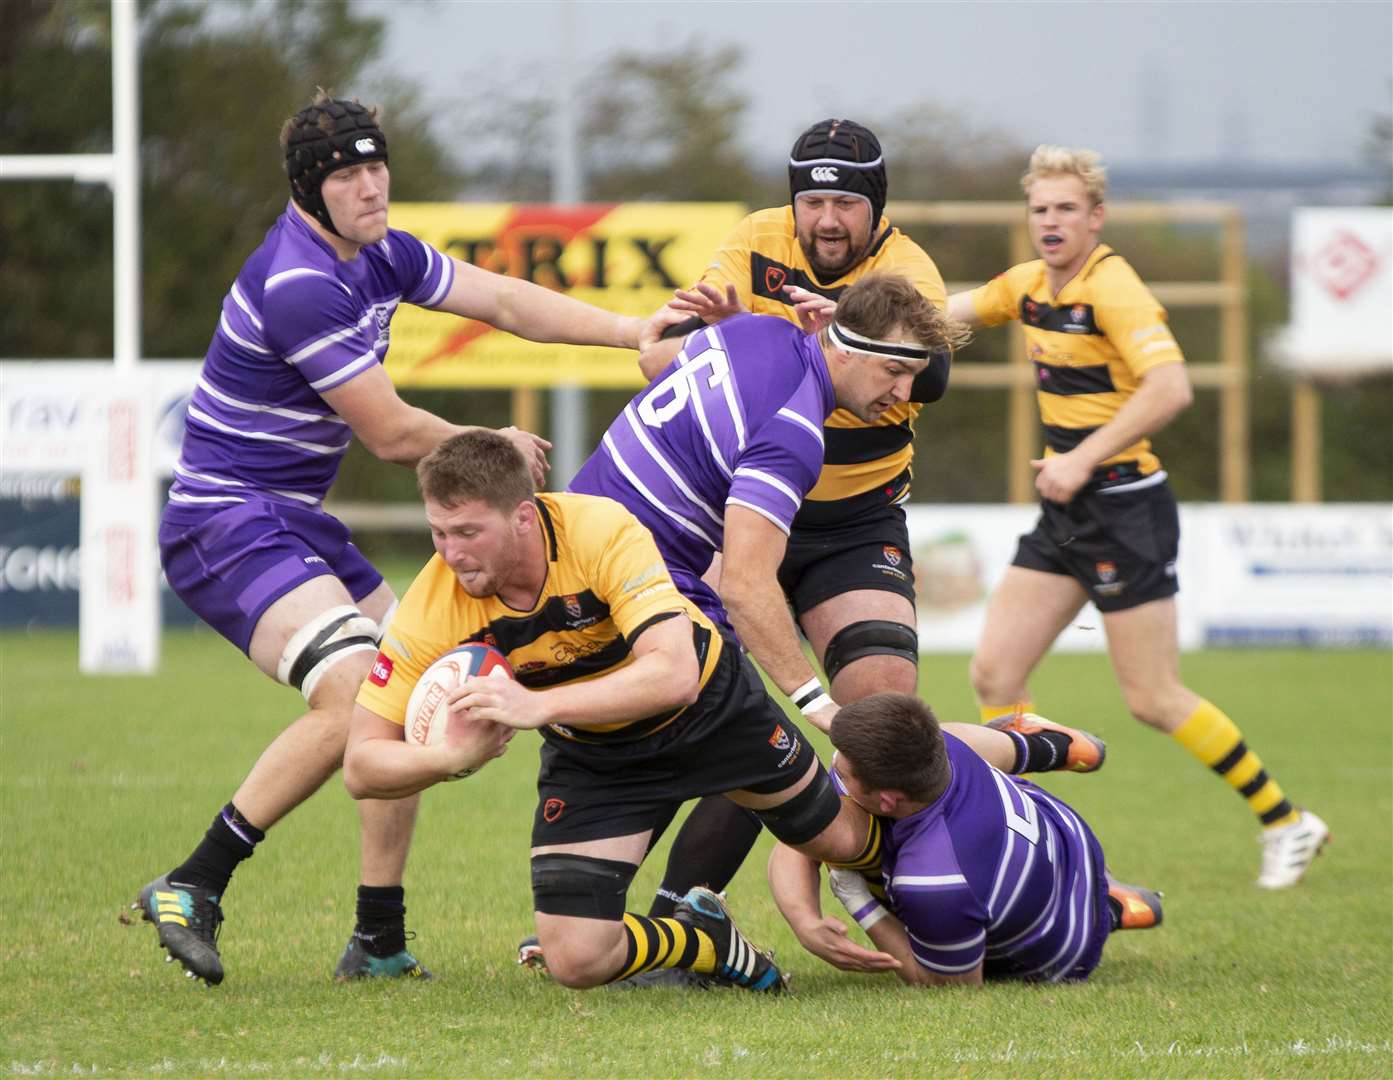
top-left (159, 500), bottom-right (383, 654)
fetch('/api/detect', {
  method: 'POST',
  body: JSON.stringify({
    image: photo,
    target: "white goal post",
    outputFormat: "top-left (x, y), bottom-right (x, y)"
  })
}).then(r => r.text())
top-left (1, 0), bottom-right (156, 673)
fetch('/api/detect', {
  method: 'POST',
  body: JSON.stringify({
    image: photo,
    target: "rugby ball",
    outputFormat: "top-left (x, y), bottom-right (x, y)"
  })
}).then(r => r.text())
top-left (403, 643), bottom-right (514, 748)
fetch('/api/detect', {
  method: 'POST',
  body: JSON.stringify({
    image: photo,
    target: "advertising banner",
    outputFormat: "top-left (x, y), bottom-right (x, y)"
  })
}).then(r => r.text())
top-left (384, 202), bottom-right (747, 388)
top-left (1272, 207), bottom-right (1393, 376)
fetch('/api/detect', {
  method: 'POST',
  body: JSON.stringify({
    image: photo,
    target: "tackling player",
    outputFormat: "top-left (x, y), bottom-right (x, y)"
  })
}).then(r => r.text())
top-left (133, 91), bottom-right (676, 986)
top-left (946, 145), bottom-right (1327, 889)
top-left (631, 119), bottom-right (956, 919)
top-left (769, 692), bottom-right (1162, 986)
top-left (344, 430), bottom-right (898, 994)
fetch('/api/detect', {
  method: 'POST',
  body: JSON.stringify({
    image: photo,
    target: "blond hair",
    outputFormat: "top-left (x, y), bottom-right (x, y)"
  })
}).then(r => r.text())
top-left (1020, 145), bottom-right (1108, 205)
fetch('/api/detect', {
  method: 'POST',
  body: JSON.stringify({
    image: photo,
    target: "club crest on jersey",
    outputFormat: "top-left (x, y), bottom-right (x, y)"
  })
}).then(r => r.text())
top-left (368, 653), bottom-right (393, 686)
top-left (1071, 305), bottom-right (1087, 322)
top-left (564, 594), bottom-right (583, 620)
top-left (883, 545), bottom-right (902, 567)
top-left (769, 724), bottom-right (791, 751)
top-left (543, 798), bottom-right (566, 823)
top-left (765, 265), bottom-right (787, 295)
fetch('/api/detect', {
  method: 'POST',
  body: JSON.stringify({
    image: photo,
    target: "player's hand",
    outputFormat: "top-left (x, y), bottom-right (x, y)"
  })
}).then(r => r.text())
top-left (497, 426), bottom-right (552, 488)
top-left (452, 674), bottom-right (552, 731)
top-left (806, 699), bottom-right (839, 735)
top-left (439, 699), bottom-right (515, 777)
top-left (638, 302), bottom-right (696, 352)
top-left (1031, 450), bottom-right (1093, 504)
top-left (784, 286), bottom-right (837, 335)
top-left (669, 282), bottom-right (745, 324)
top-left (793, 915), bottom-right (901, 973)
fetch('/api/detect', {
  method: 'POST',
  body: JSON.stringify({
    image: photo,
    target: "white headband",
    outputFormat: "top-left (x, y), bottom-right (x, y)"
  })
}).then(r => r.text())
top-left (827, 321), bottom-right (930, 361)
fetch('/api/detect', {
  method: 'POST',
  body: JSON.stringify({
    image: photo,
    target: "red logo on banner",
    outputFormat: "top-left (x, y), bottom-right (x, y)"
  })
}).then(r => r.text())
top-left (1309, 231), bottom-right (1378, 300)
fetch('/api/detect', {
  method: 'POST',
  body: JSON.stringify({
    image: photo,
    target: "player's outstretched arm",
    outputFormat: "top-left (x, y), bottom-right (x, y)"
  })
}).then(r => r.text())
top-left (320, 366), bottom-right (550, 482)
top-left (343, 703), bottom-right (512, 800)
top-left (720, 506), bottom-right (836, 730)
top-left (946, 291), bottom-right (984, 327)
top-left (767, 845), bottom-right (901, 975)
top-left (438, 257), bottom-right (644, 350)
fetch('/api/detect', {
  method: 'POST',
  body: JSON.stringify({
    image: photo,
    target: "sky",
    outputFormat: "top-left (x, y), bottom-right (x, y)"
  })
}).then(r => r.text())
top-left (364, 0), bottom-right (1392, 172)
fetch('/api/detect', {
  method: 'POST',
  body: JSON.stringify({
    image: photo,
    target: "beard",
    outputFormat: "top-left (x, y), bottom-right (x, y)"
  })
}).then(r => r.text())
top-left (799, 228), bottom-right (869, 279)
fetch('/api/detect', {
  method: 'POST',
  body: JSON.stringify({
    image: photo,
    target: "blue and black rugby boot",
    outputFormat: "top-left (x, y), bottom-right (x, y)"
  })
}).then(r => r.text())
top-left (134, 874), bottom-right (224, 985)
top-left (334, 931), bottom-right (432, 980)
top-left (675, 887), bottom-right (787, 994)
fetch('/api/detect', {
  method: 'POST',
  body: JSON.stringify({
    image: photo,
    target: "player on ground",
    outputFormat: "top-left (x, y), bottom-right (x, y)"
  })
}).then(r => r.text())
top-left (344, 431), bottom-right (891, 994)
top-left (631, 120), bottom-right (955, 918)
top-left (946, 145), bottom-right (1327, 889)
top-left (769, 693), bottom-right (1162, 986)
top-left (134, 92), bottom-right (676, 986)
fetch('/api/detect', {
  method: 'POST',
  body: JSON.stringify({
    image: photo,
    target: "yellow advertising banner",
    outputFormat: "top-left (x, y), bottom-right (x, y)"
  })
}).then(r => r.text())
top-left (384, 203), bottom-right (747, 388)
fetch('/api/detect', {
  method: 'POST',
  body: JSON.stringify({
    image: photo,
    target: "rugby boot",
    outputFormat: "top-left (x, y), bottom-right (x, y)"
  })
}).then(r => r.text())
top-left (1256, 809), bottom-right (1330, 889)
top-left (134, 874), bottom-right (224, 985)
top-left (674, 887), bottom-right (787, 993)
top-left (1106, 874), bottom-right (1164, 930)
top-left (986, 711), bottom-right (1107, 773)
top-left (334, 931), bottom-right (432, 980)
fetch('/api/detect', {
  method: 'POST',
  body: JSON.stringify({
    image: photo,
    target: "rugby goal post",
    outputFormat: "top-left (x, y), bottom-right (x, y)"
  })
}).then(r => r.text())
top-left (0, 0), bottom-right (158, 673)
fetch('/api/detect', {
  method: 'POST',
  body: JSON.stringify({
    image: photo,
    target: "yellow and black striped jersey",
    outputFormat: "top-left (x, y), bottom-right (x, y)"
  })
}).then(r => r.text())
top-left (700, 206), bottom-right (947, 505)
top-left (970, 244), bottom-right (1184, 475)
top-left (356, 492), bottom-right (723, 743)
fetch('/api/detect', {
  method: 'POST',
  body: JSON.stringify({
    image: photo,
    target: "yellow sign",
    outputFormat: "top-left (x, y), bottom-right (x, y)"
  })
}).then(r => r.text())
top-left (385, 203), bottom-right (746, 388)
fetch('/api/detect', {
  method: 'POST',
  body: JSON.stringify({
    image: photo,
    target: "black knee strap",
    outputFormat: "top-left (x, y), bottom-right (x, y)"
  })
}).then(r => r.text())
top-left (752, 763), bottom-right (843, 846)
top-left (823, 619), bottom-right (919, 683)
top-left (530, 853), bottom-right (635, 920)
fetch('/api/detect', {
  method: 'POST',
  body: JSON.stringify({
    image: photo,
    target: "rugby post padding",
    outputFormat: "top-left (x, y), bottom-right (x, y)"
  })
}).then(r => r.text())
top-left (79, 375), bottom-right (161, 673)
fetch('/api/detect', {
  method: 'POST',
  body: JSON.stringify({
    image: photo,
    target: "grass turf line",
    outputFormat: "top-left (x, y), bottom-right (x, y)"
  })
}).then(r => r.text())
top-left (1, 629), bottom-right (1389, 1078)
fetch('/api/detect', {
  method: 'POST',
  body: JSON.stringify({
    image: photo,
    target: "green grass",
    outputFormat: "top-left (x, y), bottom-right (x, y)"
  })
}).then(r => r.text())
top-left (1, 629), bottom-right (1390, 1078)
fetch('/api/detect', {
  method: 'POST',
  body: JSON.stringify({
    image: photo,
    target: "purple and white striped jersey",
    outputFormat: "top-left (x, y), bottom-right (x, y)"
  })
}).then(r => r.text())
top-left (166, 205), bottom-right (454, 516)
top-left (855, 734), bottom-right (1111, 983)
top-left (569, 314), bottom-right (833, 575)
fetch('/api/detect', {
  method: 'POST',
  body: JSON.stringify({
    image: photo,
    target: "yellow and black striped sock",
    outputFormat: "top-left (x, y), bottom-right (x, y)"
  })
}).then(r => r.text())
top-left (613, 913), bottom-right (717, 982)
top-left (980, 701), bottom-right (1032, 724)
top-left (1172, 700), bottom-right (1298, 828)
top-left (825, 806), bottom-right (888, 902)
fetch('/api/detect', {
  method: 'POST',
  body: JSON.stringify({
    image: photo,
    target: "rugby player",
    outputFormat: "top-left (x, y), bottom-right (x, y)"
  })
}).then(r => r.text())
top-left (343, 431), bottom-right (899, 994)
top-left (946, 145), bottom-right (1327, 889)
top-left (133, 92), bottom-right (678, 985)
top-left (632, 119), bottom-right (958, 919)
top-left (769, 693), bottom-right (1162, 986)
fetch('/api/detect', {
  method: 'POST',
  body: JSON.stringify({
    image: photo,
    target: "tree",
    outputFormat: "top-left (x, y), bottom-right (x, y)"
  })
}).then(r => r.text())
top-left (1, 0), bottom-right (464, 359)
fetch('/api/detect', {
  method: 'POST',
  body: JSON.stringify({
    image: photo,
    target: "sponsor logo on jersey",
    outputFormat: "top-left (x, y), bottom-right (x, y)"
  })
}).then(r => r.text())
top-left (543, 798), bottom-right (566, 823)
top-left (368, 652), bottom-right (393, 686)
top-left (769, 724), bottom-right (791, 751)
top-left (765, 264), bottom-right (787, 295)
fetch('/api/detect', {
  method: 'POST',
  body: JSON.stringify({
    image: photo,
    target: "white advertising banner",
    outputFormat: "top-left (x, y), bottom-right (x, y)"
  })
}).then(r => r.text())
top-left (1, 361), bottom-right (199, 477)
top-left (905, 504), bottom-right (1392, 652)
top-left (1271, 207), bottom-right (1393, 375)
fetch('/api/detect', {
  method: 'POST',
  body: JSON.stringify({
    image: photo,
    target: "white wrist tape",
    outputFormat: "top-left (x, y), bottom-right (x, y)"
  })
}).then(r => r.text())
top-left (791, 677), bottom-right (833, 717)
top-left (829, 868), bottom-right (889, 930)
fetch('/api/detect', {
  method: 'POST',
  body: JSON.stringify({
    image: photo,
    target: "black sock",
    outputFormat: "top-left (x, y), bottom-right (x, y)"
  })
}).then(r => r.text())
top-left (355, 885), bottom-right (407, 957)
top-left (647, 796), bottom-right (763, 918)
top-left (169, 803), bottom-right (265, 896)
top-left (1005, 730), bottom-right (1075, 774)
top-left (1107, 894), bottom-right (1123, 932)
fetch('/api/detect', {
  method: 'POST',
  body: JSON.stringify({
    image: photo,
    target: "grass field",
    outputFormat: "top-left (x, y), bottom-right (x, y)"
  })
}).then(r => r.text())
top-left (2, 627), bottom-right (1390, 1078)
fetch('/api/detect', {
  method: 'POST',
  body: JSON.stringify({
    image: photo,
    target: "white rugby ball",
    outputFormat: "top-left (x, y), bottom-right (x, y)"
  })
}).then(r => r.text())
top-left (403, 643), bottom-right (514, 747)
